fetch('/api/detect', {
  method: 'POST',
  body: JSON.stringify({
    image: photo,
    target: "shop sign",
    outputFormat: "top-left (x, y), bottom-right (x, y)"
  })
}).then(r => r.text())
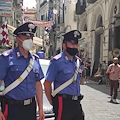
top-left (25, 19), bottom-right (54, 27)
top-left (0, 0), bottom-right (12, 17)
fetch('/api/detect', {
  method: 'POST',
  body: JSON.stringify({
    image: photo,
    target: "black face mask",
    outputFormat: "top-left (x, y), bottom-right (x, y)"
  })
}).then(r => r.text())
top-left (66, 47), bottom-right (78, 56)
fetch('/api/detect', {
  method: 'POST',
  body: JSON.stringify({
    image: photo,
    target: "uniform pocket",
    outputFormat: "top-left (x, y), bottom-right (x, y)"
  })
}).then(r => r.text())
top-left (10, 65), bottom-right (25, 71)
top-left (63, 69), bottom-right (74, 74)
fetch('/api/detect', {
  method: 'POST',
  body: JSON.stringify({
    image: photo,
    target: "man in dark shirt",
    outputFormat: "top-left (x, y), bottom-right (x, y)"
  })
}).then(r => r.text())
top-left (84, 58), bottom-right (91, 83)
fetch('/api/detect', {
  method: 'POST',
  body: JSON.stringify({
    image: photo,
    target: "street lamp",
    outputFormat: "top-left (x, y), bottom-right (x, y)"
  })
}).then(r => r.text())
top-left (53, 9), bottom-right (58, 14)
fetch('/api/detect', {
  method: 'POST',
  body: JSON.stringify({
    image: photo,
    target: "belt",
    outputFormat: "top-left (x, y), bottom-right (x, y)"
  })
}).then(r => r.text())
top-left (5, 97), bottom-right (35, 106)
top-left (56, 94), bottom-right (84, 101)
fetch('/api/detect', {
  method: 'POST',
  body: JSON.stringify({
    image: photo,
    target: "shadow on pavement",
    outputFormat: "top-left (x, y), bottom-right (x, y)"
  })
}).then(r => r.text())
top-left (83, 79), bottom-right (120, 100)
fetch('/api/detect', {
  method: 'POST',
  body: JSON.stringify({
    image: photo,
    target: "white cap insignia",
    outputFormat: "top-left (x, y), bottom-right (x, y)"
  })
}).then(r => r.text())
top-left (28, 24), bottom-right (35, 32)
top-left (74, 31), bottom-right (80, 38)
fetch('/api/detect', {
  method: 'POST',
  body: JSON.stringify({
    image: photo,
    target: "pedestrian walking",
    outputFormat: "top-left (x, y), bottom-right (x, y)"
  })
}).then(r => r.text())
top-left (84, 58), bottom-right (91, 84)
top-left (0, 22), bottom-right (44, 120)
top-left (44, 30), bottom-right (84, 120)
top-left (106, 57), bottom-right (120, 103)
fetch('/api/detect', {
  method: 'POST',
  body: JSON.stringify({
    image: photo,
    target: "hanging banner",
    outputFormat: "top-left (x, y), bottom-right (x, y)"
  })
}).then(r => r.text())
top-left (0, 0), bottom-right (12, 17)
top-left (25, 19), bottom-right (54, 27)
top-left (0, 21), bottom-right (9, 46)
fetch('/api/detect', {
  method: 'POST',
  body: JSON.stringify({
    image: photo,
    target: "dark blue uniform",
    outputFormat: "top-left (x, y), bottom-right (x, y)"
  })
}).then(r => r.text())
top-left (0, 22), bottom-right (45, 120)
top-left (0, 48), bottom-right (44, 100)
top-left (46, 52), bottom-right (84, 120)
top-left (45, 30), bottom-right (84, 120)
top-left (46, 52), bottom-right (82, 95)
top-left (0, 48), bottom-right (44, 120)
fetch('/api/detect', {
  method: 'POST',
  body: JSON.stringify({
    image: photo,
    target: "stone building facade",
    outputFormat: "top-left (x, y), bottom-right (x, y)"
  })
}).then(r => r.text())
top-left (77, 0), bottom-right (120, 73)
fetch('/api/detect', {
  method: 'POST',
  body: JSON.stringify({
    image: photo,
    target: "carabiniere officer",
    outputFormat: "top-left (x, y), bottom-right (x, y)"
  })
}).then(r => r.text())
top-left (44, 30), bottom-right (84, 120)
top-left (0, 22), bottom-right (44, 120)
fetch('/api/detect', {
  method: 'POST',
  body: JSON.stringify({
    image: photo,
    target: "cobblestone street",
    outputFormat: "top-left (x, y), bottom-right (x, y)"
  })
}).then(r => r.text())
top-left (81, 80), bottom-right (120, 120)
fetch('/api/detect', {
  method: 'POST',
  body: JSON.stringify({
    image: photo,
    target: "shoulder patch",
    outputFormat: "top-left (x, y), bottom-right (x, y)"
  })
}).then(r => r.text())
top-left (2, 49), bottom-right (13, 57)
top-left (53, 53), bottom-right (62, 60)
top-left (32, 53), bottom-right (40, 59)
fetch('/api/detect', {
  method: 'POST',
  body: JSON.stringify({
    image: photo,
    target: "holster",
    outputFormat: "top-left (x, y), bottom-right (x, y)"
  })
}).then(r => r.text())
top-left (0, 96), bottom-right (5, 113)
top-left (79, 95), bottom-right (84, 101)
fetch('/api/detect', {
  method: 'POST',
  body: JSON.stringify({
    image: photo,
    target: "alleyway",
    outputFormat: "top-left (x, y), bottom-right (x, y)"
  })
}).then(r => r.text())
top-left (81, 80), bottom-right (120, 120)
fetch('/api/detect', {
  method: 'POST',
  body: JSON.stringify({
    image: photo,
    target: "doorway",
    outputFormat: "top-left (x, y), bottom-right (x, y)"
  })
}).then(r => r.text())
top-left (94, 33), bottom-right (103, 73)
top-left (114, 26), bottom-right (120, 49)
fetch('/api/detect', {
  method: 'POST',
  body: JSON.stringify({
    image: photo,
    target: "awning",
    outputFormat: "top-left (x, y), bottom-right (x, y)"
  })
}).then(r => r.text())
top-left (7, 24), bottom-right (43, 47)
top-left (33, 37), bottom-right (43, 46)
top-left (7, 24), bottom-right (16, 33)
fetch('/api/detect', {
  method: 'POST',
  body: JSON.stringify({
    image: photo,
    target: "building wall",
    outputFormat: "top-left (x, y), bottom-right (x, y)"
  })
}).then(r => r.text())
top-left (65, 2), bottom-right (77, 31)
top-left (56, 1), bottom-right (77, 53)
top-left (36, 0), bottom-right (49, 58)
top-left (77, 0), bottom-right (120, 66)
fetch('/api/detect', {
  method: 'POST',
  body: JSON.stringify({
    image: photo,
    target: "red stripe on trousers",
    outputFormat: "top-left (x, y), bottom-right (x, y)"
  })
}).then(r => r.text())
top-left (4, 104), bottom-right (8, 120)
top-left (57, 96), bottom-right (63, 120)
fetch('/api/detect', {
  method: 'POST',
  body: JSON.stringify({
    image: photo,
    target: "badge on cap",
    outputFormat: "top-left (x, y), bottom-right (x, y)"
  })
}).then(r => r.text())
top-left (74, 31), bottom-right (80, 38)
top-left (28, 24), bottom-right (35, 32)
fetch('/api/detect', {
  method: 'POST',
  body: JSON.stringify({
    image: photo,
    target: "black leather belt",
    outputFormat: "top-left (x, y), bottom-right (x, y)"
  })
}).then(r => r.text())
top-left (5, 97), bottom-right (35, 106)
top-left (56, 94), bottom-right (84, 101)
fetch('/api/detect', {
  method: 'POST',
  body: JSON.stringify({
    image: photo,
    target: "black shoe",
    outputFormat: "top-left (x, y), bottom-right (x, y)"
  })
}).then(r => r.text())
top-left (98, 79), bottom-right (102, 84)
top-left (110, 99), bottom-right (114, 103)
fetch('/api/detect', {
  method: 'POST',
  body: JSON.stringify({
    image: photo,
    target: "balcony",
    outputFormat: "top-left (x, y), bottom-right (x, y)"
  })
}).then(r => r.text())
top-left (40, 0), bottom-right (47, 8)
top-left (76, 1), bottom-right (86, 15)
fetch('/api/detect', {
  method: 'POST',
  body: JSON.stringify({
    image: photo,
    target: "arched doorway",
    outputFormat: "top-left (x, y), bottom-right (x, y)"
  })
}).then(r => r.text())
top-left (84, 24), bottom-right (87, 31)
top-left (94, 15), bottom-right (104, 73)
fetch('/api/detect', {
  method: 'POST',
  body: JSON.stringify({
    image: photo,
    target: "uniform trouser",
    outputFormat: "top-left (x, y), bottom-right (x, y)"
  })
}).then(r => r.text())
top-left (109, 79), bottom-right (119, 99)
top-left (52, 95), bottom-right (84, 120)
top-left (3, 100), bottom-right (36, 120)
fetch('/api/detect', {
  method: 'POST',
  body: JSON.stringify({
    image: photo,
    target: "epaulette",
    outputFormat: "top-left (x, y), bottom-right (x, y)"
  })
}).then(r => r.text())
top-left (2, 49), bottom-right (13, 57)
top-left (53, 53), bottom-right (62, 60)
top-left (76, 56), bottom-right (81, 61)
top-left (32, 53), bottom-right (40, 59)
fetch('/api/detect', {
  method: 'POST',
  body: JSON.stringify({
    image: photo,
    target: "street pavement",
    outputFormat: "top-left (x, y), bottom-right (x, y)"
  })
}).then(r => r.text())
top-left (81, 80), bottom-right (120, 120)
